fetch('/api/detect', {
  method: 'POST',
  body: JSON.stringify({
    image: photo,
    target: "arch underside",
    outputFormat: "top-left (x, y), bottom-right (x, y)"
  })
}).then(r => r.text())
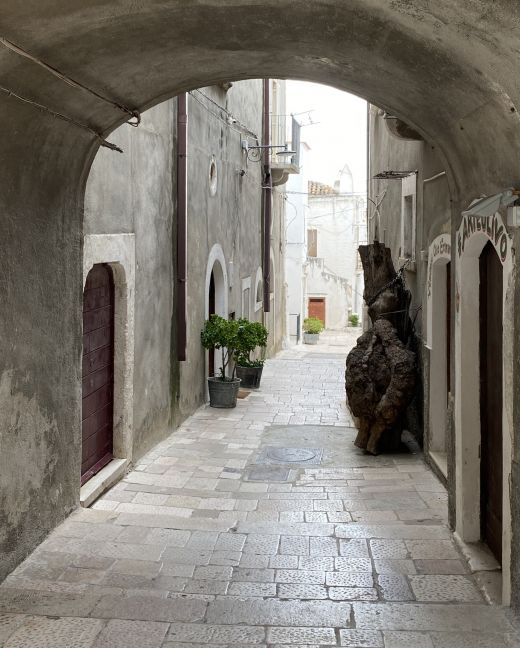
top-left (0, 1), bottom-right (519, 198)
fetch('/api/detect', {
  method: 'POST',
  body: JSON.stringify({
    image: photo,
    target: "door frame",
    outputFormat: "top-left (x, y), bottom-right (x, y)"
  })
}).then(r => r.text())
top-left (426, 234), bottom-right (451, 474)
top-left (455, 212), bottom-right (513, 604)
top-left (205, 244), bottom-right (228, 384)
top-left (83, 234), bottom-right (136, 465)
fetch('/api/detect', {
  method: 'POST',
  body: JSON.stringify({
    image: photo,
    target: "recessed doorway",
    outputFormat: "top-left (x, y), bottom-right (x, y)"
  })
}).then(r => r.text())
top-left (479, 241), bottom-right (503, 563)
top-left (308, 297), bottom-right (326, 327)
top-left (82, 264), bottom-right (115, 485)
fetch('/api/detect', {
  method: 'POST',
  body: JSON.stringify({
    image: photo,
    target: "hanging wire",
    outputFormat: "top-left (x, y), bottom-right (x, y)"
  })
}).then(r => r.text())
top-left (0, 36), bottom-right (140, 126)
top-left (0, 84), bottom-right (123, 152)
top-left (188, 89), bottom-right (260, 143)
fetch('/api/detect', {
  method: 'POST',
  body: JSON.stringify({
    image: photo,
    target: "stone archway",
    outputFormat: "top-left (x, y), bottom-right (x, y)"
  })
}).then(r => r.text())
top-left (3, 0), bottom-right (520, 586)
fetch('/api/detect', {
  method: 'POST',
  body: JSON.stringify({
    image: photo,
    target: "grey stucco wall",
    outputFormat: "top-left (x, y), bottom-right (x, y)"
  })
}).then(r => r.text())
top-left (85, 81), bottom-right (285, 451)
top-left (368, 106), bottom-right (451, 467)
top-left (85, 101), bottom-right (175, 459)
top-left (179, 82), bottom-right (267, 417)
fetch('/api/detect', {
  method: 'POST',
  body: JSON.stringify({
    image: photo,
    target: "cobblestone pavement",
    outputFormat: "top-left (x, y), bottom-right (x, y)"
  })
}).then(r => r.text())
top-left (1, 331), bottom-right (518, 647)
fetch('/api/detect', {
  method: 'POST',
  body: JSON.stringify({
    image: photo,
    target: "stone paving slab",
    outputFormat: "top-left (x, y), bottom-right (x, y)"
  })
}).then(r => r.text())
top-left (0, 331), bottom-right (517, 646)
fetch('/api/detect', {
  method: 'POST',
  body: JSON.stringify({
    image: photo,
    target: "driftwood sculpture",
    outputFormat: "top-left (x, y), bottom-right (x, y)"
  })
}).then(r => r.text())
top-left (346, 242), bottom-right (417, 454)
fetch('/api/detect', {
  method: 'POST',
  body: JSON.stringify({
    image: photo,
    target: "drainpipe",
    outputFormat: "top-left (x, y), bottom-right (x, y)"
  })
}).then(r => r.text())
top-left (263, 78), bottom-right (272, 313)
top-left (177, 93), bottom-right (188, 361)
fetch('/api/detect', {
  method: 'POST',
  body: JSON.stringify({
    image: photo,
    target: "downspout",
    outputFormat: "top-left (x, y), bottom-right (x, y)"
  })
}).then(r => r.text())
top-left (177, 93), bottom-right (188, 361)
top-left (263, 78), bottom-right (272, 313)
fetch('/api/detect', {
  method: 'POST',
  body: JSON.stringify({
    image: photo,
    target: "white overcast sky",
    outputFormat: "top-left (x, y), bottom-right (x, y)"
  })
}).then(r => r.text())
top-left (286, 81), bottom-right (367, 194)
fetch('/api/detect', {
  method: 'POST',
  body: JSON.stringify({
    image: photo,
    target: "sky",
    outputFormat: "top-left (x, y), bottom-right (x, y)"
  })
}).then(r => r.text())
top-left (286, 81), bottom-right (367, 194)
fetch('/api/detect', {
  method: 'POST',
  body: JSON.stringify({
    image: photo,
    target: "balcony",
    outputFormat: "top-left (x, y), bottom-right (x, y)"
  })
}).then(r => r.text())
top-left (270, 115), bottom-right (301, 186)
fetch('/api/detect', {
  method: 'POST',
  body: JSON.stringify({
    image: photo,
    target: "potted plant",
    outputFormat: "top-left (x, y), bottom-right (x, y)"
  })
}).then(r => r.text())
top-left (348, 312), bottom-right (360, 327)
top-left (303, 316), bottom-right (324, 344)
top-left (234, 318), bottom-right (269, 389)
top-left (201, 315), bottom-right (241, 408)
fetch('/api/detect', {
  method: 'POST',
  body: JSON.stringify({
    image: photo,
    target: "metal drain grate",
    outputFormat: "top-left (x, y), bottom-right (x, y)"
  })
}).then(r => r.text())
top-left (255, 446), bottom-right (324, 466)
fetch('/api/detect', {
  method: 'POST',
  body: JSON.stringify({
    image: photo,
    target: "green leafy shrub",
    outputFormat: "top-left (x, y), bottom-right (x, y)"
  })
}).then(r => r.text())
top-left (234, 319), bottom-right (268, 368)
top-left (349, 313), bottom-right (360, 327)
top-left (303, 317), bottom-right (324, 334)
top-left (201, 315), bottom-right (240, 380)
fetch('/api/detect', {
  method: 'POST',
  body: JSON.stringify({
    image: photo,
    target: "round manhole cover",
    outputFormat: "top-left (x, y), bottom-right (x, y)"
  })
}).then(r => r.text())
top-left (267, 447), bottom-right (317, 463)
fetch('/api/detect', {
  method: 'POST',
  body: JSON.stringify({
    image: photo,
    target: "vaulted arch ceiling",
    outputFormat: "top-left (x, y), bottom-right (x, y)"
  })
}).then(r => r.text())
top-left (1, 0), bottom-right (519, 200)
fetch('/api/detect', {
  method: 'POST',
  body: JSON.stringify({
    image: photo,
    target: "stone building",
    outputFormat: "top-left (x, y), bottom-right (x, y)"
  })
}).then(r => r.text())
top-left (368, 106), bottom-right (516, 605)
top-left (0, 79), bottom-right (290, 581)
top-left (285, 163), bottom-right (366, 342)
top-left (306, 168), bottom-right (366, 330)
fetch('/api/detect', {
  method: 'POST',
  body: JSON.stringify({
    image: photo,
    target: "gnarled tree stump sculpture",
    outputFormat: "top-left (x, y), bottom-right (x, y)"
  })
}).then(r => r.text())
top-left (346, 319), bottom-right (416, 454)
top-left (346, 242), bottom-right (417, 454)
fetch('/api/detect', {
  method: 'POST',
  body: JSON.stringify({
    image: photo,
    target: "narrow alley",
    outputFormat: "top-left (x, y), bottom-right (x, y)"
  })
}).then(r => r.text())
top-left (0, 332), bottom-right (515, 647)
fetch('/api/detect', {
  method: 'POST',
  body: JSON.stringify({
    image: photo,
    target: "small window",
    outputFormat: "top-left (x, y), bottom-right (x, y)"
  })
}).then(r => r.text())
top-left (241, 277), bottom-right (251, 319)
top-left (209, 157), bottom-right (218, 196)
top-left (307, 229), bottom-right (318, 257)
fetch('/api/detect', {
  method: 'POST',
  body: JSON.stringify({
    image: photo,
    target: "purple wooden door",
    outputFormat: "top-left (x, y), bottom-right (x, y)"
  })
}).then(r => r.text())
top-left (82, 264), bottom-right (114, 484)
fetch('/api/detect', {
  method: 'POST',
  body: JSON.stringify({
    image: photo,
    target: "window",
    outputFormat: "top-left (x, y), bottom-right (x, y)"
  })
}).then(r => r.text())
top-left (307, 229), bottom-right (318, 257)
top-left (400, 175), bottom-right (417, 264)
top-left (241, 277), bottom-right (251, 318)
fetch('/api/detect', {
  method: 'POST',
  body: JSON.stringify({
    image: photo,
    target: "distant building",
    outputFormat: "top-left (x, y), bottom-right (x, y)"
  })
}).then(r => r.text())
top-left (285, 163), bottom-right (366, 342)
top-left (306, 166), bottom-right (366, 330)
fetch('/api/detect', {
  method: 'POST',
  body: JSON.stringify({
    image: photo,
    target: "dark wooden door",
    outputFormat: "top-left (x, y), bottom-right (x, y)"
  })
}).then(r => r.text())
top-left (308, 298), bottom-right (325, 327)
top-left (82, 264), bottom-right (114, 484)
top-left (446, 262), bottom-right (451, 398)
top-left (479, 242), bottom-right (503, 563)
top-left (209, 272), bottom-right (215, 377)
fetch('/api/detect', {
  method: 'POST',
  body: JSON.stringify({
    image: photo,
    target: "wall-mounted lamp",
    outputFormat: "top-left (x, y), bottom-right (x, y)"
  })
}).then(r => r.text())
top-left (241, 139), bottom-right (296, 163)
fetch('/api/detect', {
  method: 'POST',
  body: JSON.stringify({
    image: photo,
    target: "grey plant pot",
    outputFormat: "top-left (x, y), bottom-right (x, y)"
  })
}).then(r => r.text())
top-left (236, 365), bottom-right (263, 389)
top-left (207, 377), bottom-right (241, 408)
top-left (303, 333), bottom-right (320, 345)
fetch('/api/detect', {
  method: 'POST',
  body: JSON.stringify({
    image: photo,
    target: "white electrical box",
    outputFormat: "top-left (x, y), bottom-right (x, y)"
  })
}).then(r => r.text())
top-left (507, 205), bottom-right (520, 228)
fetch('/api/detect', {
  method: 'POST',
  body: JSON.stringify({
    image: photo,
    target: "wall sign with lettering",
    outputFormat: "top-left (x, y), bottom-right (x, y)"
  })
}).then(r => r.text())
top-left (426, 233), bottom-right (451, 349)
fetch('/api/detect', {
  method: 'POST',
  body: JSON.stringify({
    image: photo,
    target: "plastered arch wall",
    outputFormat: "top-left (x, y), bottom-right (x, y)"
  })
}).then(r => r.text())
top-left (83, 233), bottom-right (136, 463)
top-left (426, 234), bottom-right (451, 459)
top-left (454, 212), bottom-right (514, 605)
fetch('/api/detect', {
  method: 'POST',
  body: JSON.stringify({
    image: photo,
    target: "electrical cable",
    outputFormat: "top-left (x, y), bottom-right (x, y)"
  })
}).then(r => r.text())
top-left (0, 36), bottom-right (140, 126)
top-left (189, 90), bottom-right (260, 143)
top-left (192, 88), bottom-right (259, 140)
top-left (0, 83), bottom-right (123, 152)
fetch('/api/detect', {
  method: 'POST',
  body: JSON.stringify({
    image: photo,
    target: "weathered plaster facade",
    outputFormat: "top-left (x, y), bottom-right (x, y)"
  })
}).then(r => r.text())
top-left (84, 82), bottom-right (286, 456)
top-left (368, 105), bottom-right (520, 606)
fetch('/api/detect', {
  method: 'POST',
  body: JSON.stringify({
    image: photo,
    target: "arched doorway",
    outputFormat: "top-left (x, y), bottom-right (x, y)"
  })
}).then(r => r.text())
top-left (426, 234), bottom-right (451, 477)
top-left (479, 241), bottom-right (503, 563)
top-left (82, 264), bottom-right (115, 484)
top-left (208, 271), bottom-right (216, 377)
top-left (205, 245), bottom-right (228, 380)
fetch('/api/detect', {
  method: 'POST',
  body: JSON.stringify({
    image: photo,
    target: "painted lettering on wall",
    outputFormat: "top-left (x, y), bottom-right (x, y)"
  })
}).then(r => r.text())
top-left (457, 214), bottom-right (508, 263)
top-left (427, 235), bottom-right (451, 299)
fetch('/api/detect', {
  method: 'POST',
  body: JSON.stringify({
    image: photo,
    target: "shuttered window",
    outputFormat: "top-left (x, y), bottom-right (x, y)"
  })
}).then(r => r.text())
top-left (307, 229), bottom-right (318, 257)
